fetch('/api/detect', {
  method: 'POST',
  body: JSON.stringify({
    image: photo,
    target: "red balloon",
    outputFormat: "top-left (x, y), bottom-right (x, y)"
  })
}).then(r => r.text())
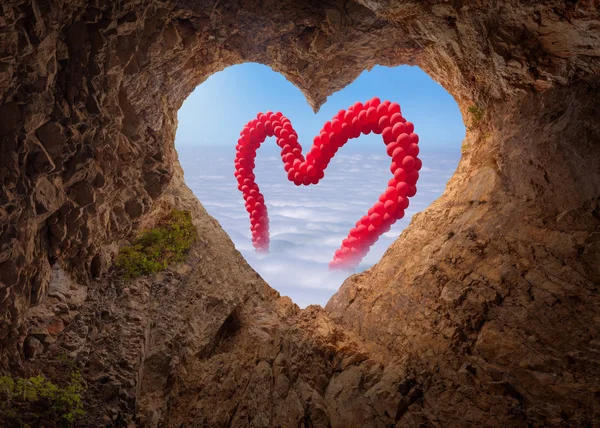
top-left (409, 133), bottom-right (419, 145)
top-left (388, 102), bottom-right (401, 116)
top-left (414, 157), bottom-right (423, 171)
top-left (394, 168), bottom-right (406, 181)
top-left (408, 143), bottom-right (419, 157)
top-left (382, 127), bottom-right (394, 144)
top-left (366, 107), bottom-right (377, 123)
top-left (378, 116), bottom-right (390, 130)
top-left (311, 145), bottom-right (321, 159)
top-left (265, 122), bottom-right (274, 136)
top-left (386, 141), bottom-right (400, 157)
top-left (402, 156), bottom-right (416, 171)
top-left (396, 133), bottom-right (410, 148)
top-left (406, 170), bottom-right (419, 184)
top-left (256, 121), bottom-right (265, 134)
top-left (392, 147), bottom-right (406, 162)
top-left (396, 182), bottom-right (409, 196)
top-left (385, 186), bottom-right (398, 200)
top-left (329, 132), bottom-right (340, 148)
top-left (384, 200), bottom-right (397, 212)
top-left (344, 110), bottom-right (355, 123)
top-left (351, 117), bottom-right (361, 136)
top-left (332, 119), bottom-right (342, 134)
top-left (391, 122), bottom-right (405, 138)
top-left (390, 113), bottom-right (403, 125)
top-left (358, 110), bottom-right (368, 125)
top-left (407, 185), bottom-right (417, 197)
top-left (376, 103), bottom-right (388, 117)
top-left (397, 196), bottom-right (409, 209)
top-left (339, 122), bottom-right (350, 139)
top-left (370, 212), bottom-right (383, 226)
top-left (383, 211), bottom-right (394, 223)
top-left (391, 162), bottom-right (402, 175)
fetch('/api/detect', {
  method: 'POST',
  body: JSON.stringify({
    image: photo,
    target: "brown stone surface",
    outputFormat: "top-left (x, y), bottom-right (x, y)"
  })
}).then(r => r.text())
top-left (0, 1), bottom-right (599, 427)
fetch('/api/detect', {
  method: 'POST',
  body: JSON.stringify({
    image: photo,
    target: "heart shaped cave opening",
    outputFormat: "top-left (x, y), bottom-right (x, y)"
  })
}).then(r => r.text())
top-left (175, 63), bottom-right (465, 307)
top-left (2, 1), bottom-right (600, 426)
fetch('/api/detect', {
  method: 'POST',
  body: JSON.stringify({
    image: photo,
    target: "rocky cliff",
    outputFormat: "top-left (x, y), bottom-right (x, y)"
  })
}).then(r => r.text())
top-left (1, 0), bottom-right (599, 426)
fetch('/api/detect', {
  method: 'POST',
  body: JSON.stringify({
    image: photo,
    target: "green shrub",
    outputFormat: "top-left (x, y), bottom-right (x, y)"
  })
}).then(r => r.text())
top-left (0, 371), bottom-right (85, 427)
top-left (116, 210), bottom-right (196, 279)
top-left (467, 105), bottom-right (484, 130)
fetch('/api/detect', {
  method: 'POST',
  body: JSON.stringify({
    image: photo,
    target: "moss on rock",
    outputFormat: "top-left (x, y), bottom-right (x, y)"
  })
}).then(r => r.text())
top-left (116, 210), bottom-right (196, 279)
top-left (0, 371), bottom-right (85, 427)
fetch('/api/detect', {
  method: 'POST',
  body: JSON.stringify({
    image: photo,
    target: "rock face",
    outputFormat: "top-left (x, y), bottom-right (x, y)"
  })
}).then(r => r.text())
top-left (1, 0), bottom-right (599, 426)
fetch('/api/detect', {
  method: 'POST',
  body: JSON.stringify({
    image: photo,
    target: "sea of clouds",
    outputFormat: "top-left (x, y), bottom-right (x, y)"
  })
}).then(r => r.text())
top-left (177, 144), bottom-right (460, 308)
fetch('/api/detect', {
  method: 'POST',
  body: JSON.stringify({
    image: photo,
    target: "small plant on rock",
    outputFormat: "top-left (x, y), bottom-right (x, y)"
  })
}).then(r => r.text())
top-left (467, 104), bottom-right (484, 130)
top-left (0, 371), bottom-right (85, 427)
top-left (116, 210), bottom-right (196, 279)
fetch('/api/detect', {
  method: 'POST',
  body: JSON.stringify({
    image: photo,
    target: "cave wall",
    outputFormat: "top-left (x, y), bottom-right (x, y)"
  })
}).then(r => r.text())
top-left (327, 76), bottom-right (600, 425)
top-left (1, 0), bottom-right (599, 426)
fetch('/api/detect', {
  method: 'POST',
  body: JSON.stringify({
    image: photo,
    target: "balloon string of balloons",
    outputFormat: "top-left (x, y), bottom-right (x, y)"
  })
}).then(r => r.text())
top-left (234, 97), bottom-right (421, 269)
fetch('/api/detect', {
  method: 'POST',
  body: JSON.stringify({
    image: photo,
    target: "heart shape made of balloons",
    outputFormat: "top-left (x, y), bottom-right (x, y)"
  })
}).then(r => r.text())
top-left (234, 97), bottom-right (421, 269)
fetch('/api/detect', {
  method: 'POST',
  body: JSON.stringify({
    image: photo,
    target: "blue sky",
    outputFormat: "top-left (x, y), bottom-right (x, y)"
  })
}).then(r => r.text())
top-left (175, 63), bottom-right (465, 307)
top-left (175, 63), bottom-right (465, 149)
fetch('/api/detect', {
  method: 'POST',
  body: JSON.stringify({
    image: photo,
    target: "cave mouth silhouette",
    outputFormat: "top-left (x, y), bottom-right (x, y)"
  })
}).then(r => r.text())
top-left (174, 62), bottom-right (465, 307)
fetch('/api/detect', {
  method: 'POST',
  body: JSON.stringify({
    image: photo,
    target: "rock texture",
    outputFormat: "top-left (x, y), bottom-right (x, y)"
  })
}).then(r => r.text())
top-left (1, 0), bottom-right (599, 427)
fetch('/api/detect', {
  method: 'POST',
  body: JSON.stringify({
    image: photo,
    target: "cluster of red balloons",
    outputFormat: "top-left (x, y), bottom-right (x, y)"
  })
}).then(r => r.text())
top-left (234, 97), bottom-right (421, 269)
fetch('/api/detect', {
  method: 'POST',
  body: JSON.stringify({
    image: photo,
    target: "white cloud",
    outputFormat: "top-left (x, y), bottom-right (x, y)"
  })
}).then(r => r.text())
top-left (178, 145), bottom-right (458, 307)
